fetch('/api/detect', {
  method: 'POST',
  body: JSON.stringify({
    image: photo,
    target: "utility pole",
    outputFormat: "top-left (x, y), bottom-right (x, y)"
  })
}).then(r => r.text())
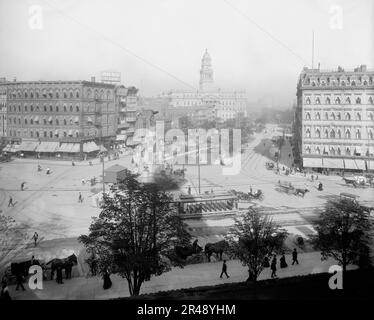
top-left (197, 137), bottom-right (201, 194)
top-left (101, 154), bottom-right (105, 193)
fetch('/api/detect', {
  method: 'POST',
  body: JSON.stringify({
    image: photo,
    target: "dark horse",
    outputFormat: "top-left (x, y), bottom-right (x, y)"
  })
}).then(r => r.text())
top-left (175, 240), bottom-right (203, 260)
top-left (46, 254), bottom-right (78, 280)
top-left (205, 240), bottom-right (229, 262)
top-left (11, 259), bottom-right (41, 277)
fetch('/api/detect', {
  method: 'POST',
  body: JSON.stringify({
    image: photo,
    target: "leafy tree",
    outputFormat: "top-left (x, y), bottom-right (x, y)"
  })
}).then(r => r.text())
top-left (0, 215), bottom-right (27, 273)
top-left (79, 169), bottom-right (191, 296)
top-left (312, 199), bottom-right (373, 275)
top-left (227, 208), bottom-right (288, 282)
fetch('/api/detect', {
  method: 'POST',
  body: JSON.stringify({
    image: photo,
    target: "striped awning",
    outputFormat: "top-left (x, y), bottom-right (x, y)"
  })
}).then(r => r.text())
top-left (35, 142), bottom-right (59, 153)
top-left (344, 159), bottom-right (358, 169)
top-left (322, 158), bottom-right (344, 169)
top-left (354, 159), bottom-right (366, 170)
top-left (57, 143), bottom-right (80, 153)
top-left (18, 140), bottom-right (39, 152)
top-left (303, 157), bottom-right (323, 168)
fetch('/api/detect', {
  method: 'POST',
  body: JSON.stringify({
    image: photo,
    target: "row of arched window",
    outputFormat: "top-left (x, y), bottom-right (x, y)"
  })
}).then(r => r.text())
top-left (305, 96), bottom-right (373, 105)
top-left (304, 76), bottom-right (373, 87)
top-left (305, 128), bottom-right (373, 140)
top-left (305, 111), bottom-right (374, 121)
top-left (8, 88), bottom-right (113, 100)
top-left (8, 104), bottom-right (80, 113)
top-left (304, 146), bottom-right (372, 157)
top-left (8, 116), bottom-right (80, 126)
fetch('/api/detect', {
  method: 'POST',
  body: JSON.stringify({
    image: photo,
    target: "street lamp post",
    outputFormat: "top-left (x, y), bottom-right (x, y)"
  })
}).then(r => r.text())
top-left (100, 154), bottom-right (105, 194)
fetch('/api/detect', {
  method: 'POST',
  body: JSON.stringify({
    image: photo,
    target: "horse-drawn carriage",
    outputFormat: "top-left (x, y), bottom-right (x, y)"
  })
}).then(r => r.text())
top-left (342, 176), bottom-right (369, 188)
top-left (229, 189), bottom-right (264, 201)
top-left (265, 162), bottom-right (275, 170)
top-left (277, 181), bottom-right (309, 197)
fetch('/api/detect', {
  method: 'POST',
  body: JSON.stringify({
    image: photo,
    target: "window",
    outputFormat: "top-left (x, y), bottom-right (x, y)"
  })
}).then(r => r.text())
top-left (316, 112), bottom-right (321, 120)
top-left (337, 129), bottom-right (341, 139)
top-left (63, 119), bottom-right (67, 125)
top-left (63, 131), bottom-right (67, 137)
top-left (36, 92), bottom-right (39, 98)
top-left (30, 92), bottom-right (33, 99)
top-left (345, 113), bottom-right (351, 120)
top-left (346, 97), bottom-right (351, 104)
top-left (56, 119), bottom-right (59, 125)
top-left (369, 131), bottom-right (373, 140)
top-left (330, 148), bottom-right (336, 155)
top-left (50, 131), bottom-right (53, 138)
top-left (331, 113), bottom-right (336, 120)
top-left (70, 91), bottom-right (73, 98)
top-left (345, 130), bottom-right (351, 139)
top-left (31, 119), bottom-right (33, 125)
top-left (76, 91), bottom-right (79, 98)
top-left (325, 112), bottom-right (328, 120)
top-left (24, 105), bottom-right (28, 112)
top-left (369, 97), bottom-right (374, 104)
top-left (351, 81), bottom-right (356, 86)
top-left (36, 132), bottom-right (39, 138)
top-left (335, 97), bottom-right (341, 104)
top-left (305, 146), bottom-right (311, 154)
top-left (356, 129), bottom-right (361, 139)
top-left (63, 91), bottom-right (67, 98)
top-left (316, 147), bottom-right (321, 154)
top-left (31, 105), bottom-right (34, 112)
top-left (356, 113), bottom-right (361, 121)
top-left (56, 91), bottom-right (59, 99)
top-left (356, 97), bottom-right (361, 104)
top-left (330, 129), bottom-right (335, 138)
top-left (24, 92), bottom-right (28, 98)
top-left (337, 113), bottom-right (341, 120)
top-left (44, 131), bottom-right (47, 138)
top-left (316, 97), bottom-right (321, 104)
top-left (70, 105), bottom-right (73, 112)
top-left (305, 129), bottom-right (311, 138)
top-left (44, 105), bottom-right (47, 112)
top-left (325, 97), bottom-right (331, 104)
top-left (76, 105), bottom-right (79, 112)
top-left (49, 92), bottom-right (53, 98)
top-left (64, 105), bottom-right (67, 112)
top-left (316, 129), bottom-right (321, 138)
top-left (56, 105), bottom-right (59, 112)
top-left (305, 98), bottom-right (311, 105)
top-left (25, 119), bottom-right (27, 125)
top-left (43, 119), bottom-right (47, 125)
top-left (76, 132), bottom-right (79, 138)
top-left (337, 148), bottom-right (341, 155)
top-left (324, 129), bottom-right (329, 138)
top-left (369, 113), bottom-right (374, 121)
top-left (30, 131), bottom-right (34, 138)
top-left (346, 148), bottom-right (351, 155)
top-left (50, 105), bottom-right (53, 112)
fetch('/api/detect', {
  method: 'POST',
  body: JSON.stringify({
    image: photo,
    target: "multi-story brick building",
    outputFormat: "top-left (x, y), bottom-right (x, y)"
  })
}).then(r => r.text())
top-left (0, 80), bottom-right (7, 139)
top-left (1, 79), bottom-right (117, 158)
top-left (295, 65), bottom-right (374, 172)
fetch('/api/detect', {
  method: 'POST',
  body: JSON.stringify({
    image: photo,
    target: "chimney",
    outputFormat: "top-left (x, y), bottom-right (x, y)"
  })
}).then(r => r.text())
top-left (91, 76), bottom-right (95, 82)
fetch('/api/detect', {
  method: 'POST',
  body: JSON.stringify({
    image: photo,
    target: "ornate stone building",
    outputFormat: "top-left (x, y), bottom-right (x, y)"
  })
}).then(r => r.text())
top-left (295, 65), bottom-right (374, 172)
top-left (1, 79), bottom-right (117, 157)
top-left (160, 50), bottom-right (247, 123)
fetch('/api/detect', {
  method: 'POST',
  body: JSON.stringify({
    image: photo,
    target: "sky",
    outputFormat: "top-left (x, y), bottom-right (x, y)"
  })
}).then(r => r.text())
top-left (0, 0), bottom-right (373, 108)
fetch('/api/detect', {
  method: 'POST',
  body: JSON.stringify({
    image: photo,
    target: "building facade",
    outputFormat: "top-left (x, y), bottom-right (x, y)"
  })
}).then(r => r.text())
top-left (160, 50), bottom-right (247, 122)
top-left (0, 81), bottom-right (7, 138)
top-left (295, 65), bottom-right (374, 172)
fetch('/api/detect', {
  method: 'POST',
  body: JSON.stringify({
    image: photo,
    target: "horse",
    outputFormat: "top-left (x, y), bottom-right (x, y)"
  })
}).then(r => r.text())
top-left (175, 240), bottom-right (203, 260)
top-left (342, 178), bottom-right (358, 188)
top-left (205, 240), bottom-right (229, 262)
top-left (11, 259), bottom-right (41, 277)
top-left (46, 254), bottom-right (78, 280)
top-left (294, 188), bottom-right (309, 198)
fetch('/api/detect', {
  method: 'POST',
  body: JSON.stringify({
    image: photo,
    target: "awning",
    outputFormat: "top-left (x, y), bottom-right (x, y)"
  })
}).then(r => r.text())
top-left (303, 157), bottom-right (323, 168)
top-left (344, 159), bottom-right (358, 170)
top-left (354, 159), bottom-right (366, 170)
top-left (48, 116), bottom-right (53, 122)
top-left (35, 142), bottom-right (59, 153)
top-left (18, 141), bottom-right (39, 152)
top-left (367, 160), bottom-right (374, 170)
top-left (2, 145), bottom-right (12, 152)
top-left (87, 117), bottom-right (93, 123)
top-left (322, 158), bottom-right (344, 169)
top-left (56, 143), bottom-right (80, 153)
top-left (34, 116), bottom-right (39, 122)
top-left (74, 116), bottom-right (79, 123)
top-left (10, 144), bottom-right (20, 153)
top-left (68, 130), bottom-right (73, 136)
top-left (83, 141), bottom-right (100, 153)
top-left (99, 145), bottom-right (107, 153)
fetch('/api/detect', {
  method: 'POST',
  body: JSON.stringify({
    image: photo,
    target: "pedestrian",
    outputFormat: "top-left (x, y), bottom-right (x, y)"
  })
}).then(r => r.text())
top-left (21, 182), bottom-right (25, 191)
top-left (78, 192), bottom-right (83, 203)
top-left (219, 260), bottom-right (230, 279)
top-left (250, 186), bottom-right (253, 194)
top-left (292, 248), bottom-right (299, 265)
top-left (271, 255), bottom-right (277, 278)
top-left (32, 232), bottom-right (39, 247)
top-left (280, 254), bottom-right (288, 268)
top-left (0, 280), bottom-right (11, 300)
top-left (15, 272), bottom-right (25, 291)
top-left (103, 270), bottom-right (112, 290)
top-left (31, 255), bottom-right (35, 265)
top-left (8, 196), bottom-right (15, 207)
top-left (188, 186), bottom-right (191, 195)
top-left (56, 267), bottom-right (64, 284)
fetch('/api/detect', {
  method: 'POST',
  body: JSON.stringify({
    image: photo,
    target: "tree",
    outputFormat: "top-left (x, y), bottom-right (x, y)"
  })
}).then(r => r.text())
top-left (312, 199), bottom-right (373, 275)
top-left (0, 215), bottom-right (28, 273)
top-left (79, 169), bottom-right (191, 296)
top-left (226, 208), bottom-right (288, 282)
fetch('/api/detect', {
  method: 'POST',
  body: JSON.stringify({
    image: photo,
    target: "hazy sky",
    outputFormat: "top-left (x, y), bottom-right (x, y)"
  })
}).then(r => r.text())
top-left (0, 0), bottom-right (373, 107)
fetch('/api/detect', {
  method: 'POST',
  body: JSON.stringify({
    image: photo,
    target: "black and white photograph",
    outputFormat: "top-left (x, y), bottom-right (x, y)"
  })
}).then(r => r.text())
top-left (0, 0), bottom-right (374, 310)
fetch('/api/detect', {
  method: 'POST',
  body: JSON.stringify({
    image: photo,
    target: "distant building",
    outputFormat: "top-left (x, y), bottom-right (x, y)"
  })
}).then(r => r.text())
top-left (0, 83), bottom-right (7, 138)
top-left (160, 50), bottom-right (247, 123)
top-left (295, 65), bottom-right (374, 172)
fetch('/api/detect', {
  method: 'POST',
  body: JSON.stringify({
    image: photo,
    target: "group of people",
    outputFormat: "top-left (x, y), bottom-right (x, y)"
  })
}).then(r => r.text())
top-left (219, 248), bottom-right (300, 280)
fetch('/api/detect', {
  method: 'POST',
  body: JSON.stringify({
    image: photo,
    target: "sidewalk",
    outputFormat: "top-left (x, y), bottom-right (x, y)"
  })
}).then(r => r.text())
top-left (8, 251), bottom-right (354, 300)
